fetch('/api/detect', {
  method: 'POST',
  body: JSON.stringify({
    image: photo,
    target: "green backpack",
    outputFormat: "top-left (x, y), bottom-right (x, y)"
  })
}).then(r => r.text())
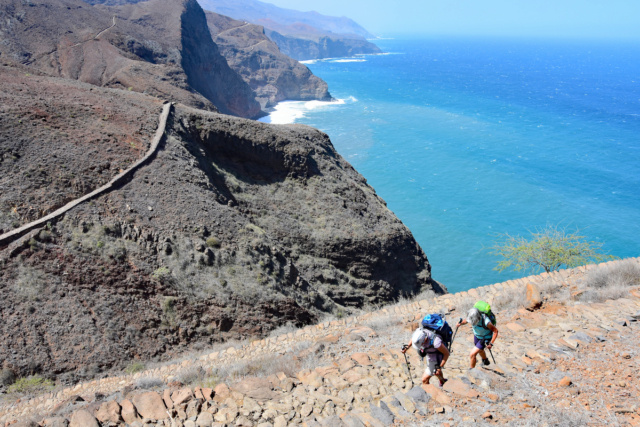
top-left (474, 300), bottom-right (497, 326)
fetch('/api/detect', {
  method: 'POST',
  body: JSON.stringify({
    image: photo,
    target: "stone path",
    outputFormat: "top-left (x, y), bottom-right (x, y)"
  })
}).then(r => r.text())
top-left (2, 257), bottom-right (639, 425)
top-left (0, 102), bottom-right (173, 248)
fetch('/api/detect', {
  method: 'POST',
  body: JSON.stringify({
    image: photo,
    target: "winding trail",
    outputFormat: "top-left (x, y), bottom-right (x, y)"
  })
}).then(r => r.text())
top-left (68, 15), bottom-right (117, 49)
top-left (215, 22), bottom-right (251, 37)
top-left (0, 102), bottom-right (173, 249)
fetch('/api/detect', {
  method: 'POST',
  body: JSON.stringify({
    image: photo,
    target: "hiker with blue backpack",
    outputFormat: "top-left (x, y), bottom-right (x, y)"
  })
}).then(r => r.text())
top-left (401, 314), bottom-right (452, 387)
top-left (456, 301), bottom-right (499, 369)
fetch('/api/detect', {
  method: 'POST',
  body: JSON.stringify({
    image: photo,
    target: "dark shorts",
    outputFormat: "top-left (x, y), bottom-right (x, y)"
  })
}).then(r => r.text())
top-left (474, 336), bottom-right (489, 350)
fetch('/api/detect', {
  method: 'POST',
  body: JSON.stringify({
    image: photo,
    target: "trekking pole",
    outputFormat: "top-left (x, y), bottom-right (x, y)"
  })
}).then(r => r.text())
top-left (449, 317), bottom-right (462, 353)
top-left (486, 341), bottom-right (497, 365)
top-left (401, 345), bottom-right (415, 387)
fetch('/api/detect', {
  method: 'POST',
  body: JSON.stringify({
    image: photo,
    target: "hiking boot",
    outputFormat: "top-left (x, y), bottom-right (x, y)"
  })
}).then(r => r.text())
top-left (482, 358), bottom-right (490, 366)
top-left (439, 378), bottom-right (448, 387)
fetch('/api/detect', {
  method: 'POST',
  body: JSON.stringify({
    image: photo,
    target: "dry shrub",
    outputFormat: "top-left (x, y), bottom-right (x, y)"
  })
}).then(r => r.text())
top-left (363, 314), bottom-right (403, 335)
top-left (579, 259), bottom-right (640, 303)
top-left (176, 367), bottom-right (206, 386)
top-left (491, 289), bottom-right (526, 311)
top-left (268, 322), bottom-right (298, 339)
top-left (135, 377), bottom-right (164, 390)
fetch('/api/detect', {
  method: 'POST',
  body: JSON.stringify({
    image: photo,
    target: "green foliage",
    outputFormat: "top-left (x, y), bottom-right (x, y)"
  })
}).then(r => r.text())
top-left (491, 225), bottom-right (616, 274)
top-left (152, 266), bottom-right (171, 281)
top-left (125, 362), bottom-right (145, 374)
top-left (161, 296), bottom-right (177, 327)
top-left (7, 375), bottom-right (54, 394)
top-left (206, 236), bottom-right (221, 248)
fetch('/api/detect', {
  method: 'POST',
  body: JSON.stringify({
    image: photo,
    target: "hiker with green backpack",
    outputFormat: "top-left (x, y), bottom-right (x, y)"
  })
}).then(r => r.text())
top-left (456, 301), bottom-right (499, 369)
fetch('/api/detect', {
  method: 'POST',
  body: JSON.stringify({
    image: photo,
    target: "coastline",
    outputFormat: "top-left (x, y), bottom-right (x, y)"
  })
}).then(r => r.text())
top-left (258, 97), bottom-right (354, 125)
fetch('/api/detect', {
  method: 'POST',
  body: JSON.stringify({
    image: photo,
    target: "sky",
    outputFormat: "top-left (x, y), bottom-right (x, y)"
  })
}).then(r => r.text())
top-left (262, 0), bottom-right (640, 39)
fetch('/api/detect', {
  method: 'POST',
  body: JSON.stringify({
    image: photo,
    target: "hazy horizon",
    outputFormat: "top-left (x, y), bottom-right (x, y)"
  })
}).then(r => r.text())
top-left (260, 0), bottom-right (640, 40)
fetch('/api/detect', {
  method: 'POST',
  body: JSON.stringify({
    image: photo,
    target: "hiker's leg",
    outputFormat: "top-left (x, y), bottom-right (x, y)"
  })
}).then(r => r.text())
top-left (422, 372), bottom-right (432, 385)
top-left (479, 349), bottom-right (487, 359)
top-left (469, 347), bottom-right (481, 368)
top-left (423, 357), bottom-right (438, 384)
top-left (470, 336), bottom-right (485, 368)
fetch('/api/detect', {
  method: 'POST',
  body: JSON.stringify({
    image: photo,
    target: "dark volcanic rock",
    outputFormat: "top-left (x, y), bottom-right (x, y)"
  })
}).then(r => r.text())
top-left (0, 0), bottom-right (261, 118)
top-left (206, 12), bottom-right (331, 108)
top-left (0, 73), bottom-right (442, 382)
top-left (0, 66), bottom-right (163, 232)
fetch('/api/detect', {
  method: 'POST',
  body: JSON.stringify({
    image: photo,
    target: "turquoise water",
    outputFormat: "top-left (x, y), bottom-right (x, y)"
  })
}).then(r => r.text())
top-left (263, 37), bottom-right (640, 293)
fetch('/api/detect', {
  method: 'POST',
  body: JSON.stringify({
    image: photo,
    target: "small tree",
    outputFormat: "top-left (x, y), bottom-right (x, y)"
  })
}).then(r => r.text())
top-left (491, 225), bottom-right (615, 274)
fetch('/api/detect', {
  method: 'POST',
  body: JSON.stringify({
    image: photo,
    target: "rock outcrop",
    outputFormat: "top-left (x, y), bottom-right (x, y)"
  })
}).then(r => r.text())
top-left (0, 0), bottom-right (262, 118)
top-left (206, 12), bottom-right (331, 108)
top-left (0, 69), bottom-right (439, 383)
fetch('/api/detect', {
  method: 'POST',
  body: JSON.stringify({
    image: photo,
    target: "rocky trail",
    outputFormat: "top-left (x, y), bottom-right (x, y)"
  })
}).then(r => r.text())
top-left (2, 258), bottom-right (639, 426)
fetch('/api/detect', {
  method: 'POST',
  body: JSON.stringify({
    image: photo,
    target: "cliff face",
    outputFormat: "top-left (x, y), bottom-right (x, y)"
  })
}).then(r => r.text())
top-left (0, 0), bottom-right (262, 118)
top-left (266, 29), bottom-right (383, 61)
top-left (206, 12), bottom-right (331, 108)
top-left (0, 69), bottom-right (440, 382)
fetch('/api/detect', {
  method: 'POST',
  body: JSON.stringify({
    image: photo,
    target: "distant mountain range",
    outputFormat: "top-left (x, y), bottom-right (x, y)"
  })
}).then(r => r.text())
top-left (198, 0), bottom-right (382, 60)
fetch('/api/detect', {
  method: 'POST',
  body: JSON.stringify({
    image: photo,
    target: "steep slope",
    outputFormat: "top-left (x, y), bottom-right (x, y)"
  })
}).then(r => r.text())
top-left (0, 0), bottom-right (262, 118)
top-left (206, 12), bottom-right (331, 108)
top-left (197, 0), bottom-right (382, 60)
top-left (3, 259), bottom-right (639, 425)
top-left (0, 71), bottom-right (440, 382)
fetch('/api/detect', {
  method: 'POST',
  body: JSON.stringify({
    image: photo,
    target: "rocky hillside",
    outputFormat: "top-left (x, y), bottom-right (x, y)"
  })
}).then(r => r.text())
top-left (197, 0), bottom-right (382, 61)
top-left (2, 258), bottom-right (639, 425)
top-left (0, 67), bottom-right (439, 384)
top-left (0, 0), bottom-right (261, 118)
top-left (265, 30), bottom-right (383, 62)
top-left (206, 12), bottom-right (331, 109)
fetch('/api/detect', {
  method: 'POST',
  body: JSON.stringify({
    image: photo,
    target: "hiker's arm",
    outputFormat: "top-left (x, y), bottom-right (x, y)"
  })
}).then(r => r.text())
top-left (402, 342), bottom-right (412, 353)
top-left (437, 344), bottom-right (449, 367)
top-left (456, 319), bottom-right (468, 327)
top-left (487, 323), bottom-right (499, 346)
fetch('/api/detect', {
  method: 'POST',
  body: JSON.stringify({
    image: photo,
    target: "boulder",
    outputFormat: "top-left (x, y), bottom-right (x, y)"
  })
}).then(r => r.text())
top-left (132, 391), bottom-right (169, 420)
top-left (172, 387), bottom-right (195, 406)
top-left (525, 283), bottom-right (543, 310)
top-left (213, 383), bottom-right (231, 402)
top-left (442, 379), bottom-right (480, 398)
top-left (69, 409), bottom-right (99, 427)
top-left (232, 377), bottom-right (278, 400)
top-left (120, 399), bottom-right (140, 424)
top-left (559, 376), bottom-right (573, 387)
top-left (406, 386), bottom-right (430, 404)
top-left (95, 400), bottom-right (122, 423)
top-left (368, 402), bottom-right (395, 426)
top-left (422, 384), bottom-right (451, 405)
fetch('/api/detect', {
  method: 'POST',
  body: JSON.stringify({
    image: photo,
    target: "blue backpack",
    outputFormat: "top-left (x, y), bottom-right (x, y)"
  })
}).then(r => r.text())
top-left (421, 313), bottom-right (453, 350)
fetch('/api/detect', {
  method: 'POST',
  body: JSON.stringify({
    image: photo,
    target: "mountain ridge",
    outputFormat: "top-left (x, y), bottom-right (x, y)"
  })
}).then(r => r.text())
top-left (197, 0), bottom-right (383, 60)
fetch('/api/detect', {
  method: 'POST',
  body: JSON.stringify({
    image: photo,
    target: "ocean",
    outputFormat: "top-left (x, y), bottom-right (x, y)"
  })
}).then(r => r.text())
top-left (260, 37), bottom-right (640, 293)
